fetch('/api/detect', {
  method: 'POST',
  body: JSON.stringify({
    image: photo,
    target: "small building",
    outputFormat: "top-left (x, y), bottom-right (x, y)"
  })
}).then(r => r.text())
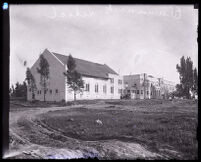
top-left (27, 49), bottom-right (123, 102)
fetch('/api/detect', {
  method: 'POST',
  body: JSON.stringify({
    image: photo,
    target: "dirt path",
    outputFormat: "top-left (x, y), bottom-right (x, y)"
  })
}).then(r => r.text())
top-left (6, 104), bottom-right (165, 159)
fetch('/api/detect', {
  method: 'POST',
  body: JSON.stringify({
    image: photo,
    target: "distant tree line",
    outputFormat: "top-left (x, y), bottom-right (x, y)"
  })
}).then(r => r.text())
top-left (10, 81), bottom-right (27, 99)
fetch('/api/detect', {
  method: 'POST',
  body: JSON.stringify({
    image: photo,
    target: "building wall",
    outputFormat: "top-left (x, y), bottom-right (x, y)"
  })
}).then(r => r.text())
top-left (124, 74), bottom-right (146, 99)
top-left (123, 74), bottom-right (165, 99)
top-left (27, 49), bottom-right (123, 102)
top-left (27, 49), bottom-right (66, 102)
top-left (159, 78), bottom-right (176, 99)
top-left (66, 74), bottom-right (123, 101)
top-left (147, 75), bottom-right (161, 99)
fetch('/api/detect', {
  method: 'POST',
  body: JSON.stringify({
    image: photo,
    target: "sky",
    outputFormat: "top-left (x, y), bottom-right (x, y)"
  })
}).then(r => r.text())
top-left (10, 5), bottom-right (198, 87)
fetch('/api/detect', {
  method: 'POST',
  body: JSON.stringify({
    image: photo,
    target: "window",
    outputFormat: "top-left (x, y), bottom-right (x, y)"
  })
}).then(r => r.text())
top-left (147, 91), bottom-right (149, 95)
top-left (85, 84), bottom-right (90, 92)
top-left (95, 84), bottom-right (98, 93)
top-left (50, 90), bottom-right (52, 94)
top-left (103, 85), bottom-right (107, 93)
top-left (44, 90), bottom-right (47, 94)
top-left (111, 86), bottom-right (114, 94)
top-left (55, 89), bottom-right (58, 93)
top-left (137, 90), bottom-right (139, 94)
top-left (141, 90), bottom-right (143, 94)
top-left (118, 79), bottom-right (122, 84)
top-left (110, 78), bottom-right (114, 83)
top-left (127, 90), bottom-right (130, 93)
top-left (37, 90), bottom-right (39, 95)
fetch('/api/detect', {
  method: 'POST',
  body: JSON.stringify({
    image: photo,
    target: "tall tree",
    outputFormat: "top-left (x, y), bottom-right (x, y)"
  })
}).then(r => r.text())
top-left (192, 67), bottom-right (198, 96)
top-left (176, 56), bottom-right (194, 99)
top-left (64, 54), bottom-right (84, 101)
top-left (37, 55), bottom-right (50, 102)
top-left (26, 68), bottom-right (36, 100)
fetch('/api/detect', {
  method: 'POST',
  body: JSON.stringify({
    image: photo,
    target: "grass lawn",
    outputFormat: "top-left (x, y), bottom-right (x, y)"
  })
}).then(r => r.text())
top-left (37, 99), bottom-right (198, 160)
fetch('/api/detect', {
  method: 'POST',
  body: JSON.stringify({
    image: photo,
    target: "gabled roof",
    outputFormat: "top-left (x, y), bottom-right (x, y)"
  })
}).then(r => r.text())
top-left (52, 52), bottom-right (118, 79)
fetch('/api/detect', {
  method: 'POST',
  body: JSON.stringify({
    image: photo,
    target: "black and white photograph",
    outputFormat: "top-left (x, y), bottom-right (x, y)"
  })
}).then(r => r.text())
top-left (5, 4), bottom-right (198, 159)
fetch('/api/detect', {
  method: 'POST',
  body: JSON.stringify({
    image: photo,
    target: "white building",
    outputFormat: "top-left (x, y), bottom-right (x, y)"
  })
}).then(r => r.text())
top-left (123, 73), bottom-right (176, 99)
top-left (27, 49), bottom-right (123, 102)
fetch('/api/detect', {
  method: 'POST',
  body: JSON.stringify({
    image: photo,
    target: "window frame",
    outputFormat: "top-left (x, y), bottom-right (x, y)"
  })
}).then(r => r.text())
top-left (103, 84), bottom-right (107, 93)
top-left (95, 84), bottom-right (99, 93)
top-left (110, 78), bottom-right (114, 83)
top-left (111, 86), bottom-right (114, 94)
top-left (85, 83), bottom-right (90, 92)
top-left (118, 79), bottom-right (122, 84)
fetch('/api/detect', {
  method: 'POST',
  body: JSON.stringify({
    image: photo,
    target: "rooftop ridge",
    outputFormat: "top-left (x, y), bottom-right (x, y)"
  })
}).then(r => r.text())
top-left (52, 52), bottom-right (105, 66)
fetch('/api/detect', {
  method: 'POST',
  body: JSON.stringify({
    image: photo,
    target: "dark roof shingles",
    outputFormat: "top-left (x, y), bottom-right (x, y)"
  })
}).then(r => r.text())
top-left (52, 52), bottom-right (118, 79)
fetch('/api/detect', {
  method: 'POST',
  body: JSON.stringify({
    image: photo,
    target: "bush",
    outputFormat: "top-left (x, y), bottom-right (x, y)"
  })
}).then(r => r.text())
top-left (31, 100), bottom-right (39, 103)
top-left (121, 93), bottom-right (131, 99)
top-left (61, 99), bottom-right (65, 103)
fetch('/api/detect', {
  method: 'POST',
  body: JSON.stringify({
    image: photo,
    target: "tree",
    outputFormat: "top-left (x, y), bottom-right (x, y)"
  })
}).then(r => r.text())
top-left (192, 67), bottom-right (198, 97)
top-left (176, 56), bottom-right (195, 99)
top-left (64, 54), bottom-right (84, 101)
top-left (11, 84), bottom-right (15, 94)
top-left (26, 67), bottom-right (37, 100)
top-left (37, 55), bottom-right (50, 102)
top-left (15, 82), bottom-right (20, 97)
top-left (10, 82), bottom-right (27, 99)
top-left (10, 84), bottom-right (14, 97)
top-left (10, 84), bottom-right (15, 97)
top-left (9, 88), bottom-right (12, 96)
top-left (21, 81), bottom-right (27, 98)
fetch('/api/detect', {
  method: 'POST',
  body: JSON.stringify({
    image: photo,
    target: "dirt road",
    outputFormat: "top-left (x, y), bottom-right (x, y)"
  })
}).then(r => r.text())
top-left (7, 104), bottom-right (167, 159)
